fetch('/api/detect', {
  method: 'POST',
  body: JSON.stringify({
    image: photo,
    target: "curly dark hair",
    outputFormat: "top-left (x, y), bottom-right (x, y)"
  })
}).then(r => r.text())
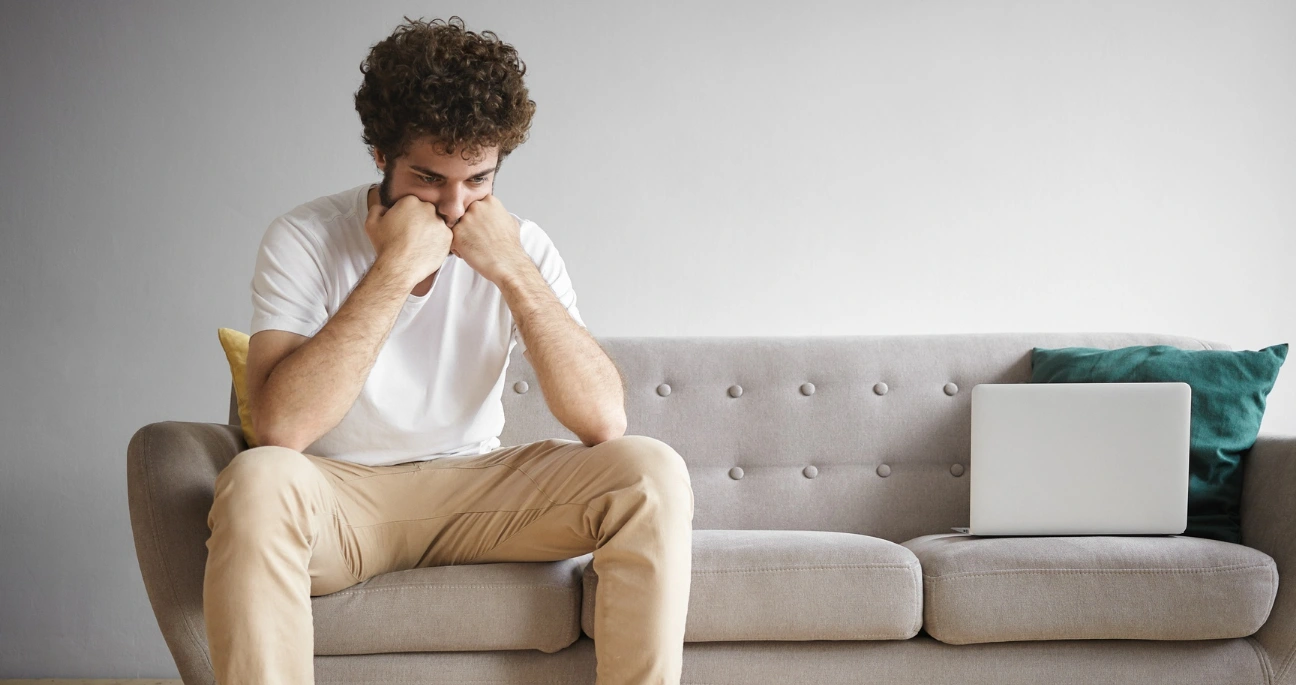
top-left (354, 16), bottom-right (536, 166)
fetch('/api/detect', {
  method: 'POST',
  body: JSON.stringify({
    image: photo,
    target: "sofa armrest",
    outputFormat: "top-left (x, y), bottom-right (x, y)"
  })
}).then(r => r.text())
top-left (1242, 432), bottom-right (1296, 683)
top-left (126, 420), bottom-right (246, 685)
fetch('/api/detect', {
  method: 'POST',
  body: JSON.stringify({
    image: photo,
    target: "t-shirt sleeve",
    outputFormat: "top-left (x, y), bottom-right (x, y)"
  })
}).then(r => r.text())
top-left (249, 216), bottom-right (330, 338)
top-left (510, 218), bottom-right (586, 355)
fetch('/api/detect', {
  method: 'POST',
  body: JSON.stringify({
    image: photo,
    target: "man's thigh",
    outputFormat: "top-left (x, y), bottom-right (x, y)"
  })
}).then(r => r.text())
top-left (307, 436), bottom-right (683, 578)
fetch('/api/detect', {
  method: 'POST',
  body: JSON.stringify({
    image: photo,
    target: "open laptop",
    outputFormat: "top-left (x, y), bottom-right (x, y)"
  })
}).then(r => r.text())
top-left (963, 381), bottom-right (1191, 536)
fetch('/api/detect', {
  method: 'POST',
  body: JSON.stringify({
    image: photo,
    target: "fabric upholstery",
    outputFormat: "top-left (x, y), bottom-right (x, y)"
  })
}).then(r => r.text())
top-left (128, 420), bottom-right (242, 685)
top-left (499, 332), bottom-right (1231, 544)
top-left (1241, 433), bottom-right (1296, 685)
top-left (581, 529), bottom-right (922, 642)
top-left (312, 553), bottom-right (592, 655)
top-left (904, 532), bottom-right (1278, 645)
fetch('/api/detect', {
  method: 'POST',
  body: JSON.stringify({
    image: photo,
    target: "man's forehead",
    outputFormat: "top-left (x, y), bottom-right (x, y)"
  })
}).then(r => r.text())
top-left (403, 139), bottom-right (498, 174)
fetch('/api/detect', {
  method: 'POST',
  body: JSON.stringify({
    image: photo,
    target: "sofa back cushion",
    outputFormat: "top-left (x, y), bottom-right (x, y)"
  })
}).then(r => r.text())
top-left (497, 333), bottom-right (1229, 542)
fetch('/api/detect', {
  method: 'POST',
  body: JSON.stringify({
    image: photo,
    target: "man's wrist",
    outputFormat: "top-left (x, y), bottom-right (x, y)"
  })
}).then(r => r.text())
top-left (371, 256), bottom-right (420, 291)
top-left (494, 254), bottom-right (542, 291)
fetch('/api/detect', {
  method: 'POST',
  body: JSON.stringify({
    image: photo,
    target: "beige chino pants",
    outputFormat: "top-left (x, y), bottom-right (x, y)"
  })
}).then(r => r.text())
top-left (203, 434), bottom-right (695, 685)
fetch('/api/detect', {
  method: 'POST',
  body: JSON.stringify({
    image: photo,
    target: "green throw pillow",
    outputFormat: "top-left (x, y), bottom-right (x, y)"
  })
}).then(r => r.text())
top-left (1030, 342), bottom-right (1288, 544)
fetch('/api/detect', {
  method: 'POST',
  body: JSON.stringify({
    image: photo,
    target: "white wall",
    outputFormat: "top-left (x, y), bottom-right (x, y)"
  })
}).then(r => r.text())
top-left (1, 0), bottom-right (1292, 677)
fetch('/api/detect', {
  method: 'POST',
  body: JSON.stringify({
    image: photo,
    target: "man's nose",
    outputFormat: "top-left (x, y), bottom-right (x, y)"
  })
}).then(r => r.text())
top-left (440, 197), bottom-right (467, 227)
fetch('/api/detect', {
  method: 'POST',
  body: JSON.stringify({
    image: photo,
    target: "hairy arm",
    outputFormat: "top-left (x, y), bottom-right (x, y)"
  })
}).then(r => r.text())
top-left (252, 258), bottom-right (413, 451)
top-left (499, 260), bottom-right (626, 446)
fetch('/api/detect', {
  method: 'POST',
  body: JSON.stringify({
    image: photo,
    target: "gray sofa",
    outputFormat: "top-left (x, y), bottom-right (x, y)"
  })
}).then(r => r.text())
top-left (127, 332), bottom-right (1296, 684)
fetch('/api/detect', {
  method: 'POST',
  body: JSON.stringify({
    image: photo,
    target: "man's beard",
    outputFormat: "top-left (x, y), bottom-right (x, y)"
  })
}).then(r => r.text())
top-left (378, 158), bottom-right (397, 208)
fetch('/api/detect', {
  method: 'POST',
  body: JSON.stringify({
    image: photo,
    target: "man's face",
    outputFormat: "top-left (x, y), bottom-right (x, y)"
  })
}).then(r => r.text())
top-left (375, 137), bottom-right (500, 228)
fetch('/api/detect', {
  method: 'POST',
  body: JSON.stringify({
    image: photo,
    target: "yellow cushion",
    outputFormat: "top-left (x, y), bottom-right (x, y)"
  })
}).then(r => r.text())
top-left (217, 327), bottom-right (259, 447)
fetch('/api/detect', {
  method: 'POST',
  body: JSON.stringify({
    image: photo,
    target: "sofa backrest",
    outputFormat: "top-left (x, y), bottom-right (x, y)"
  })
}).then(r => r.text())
top-left (498, 332), bottom-right (1229, 542)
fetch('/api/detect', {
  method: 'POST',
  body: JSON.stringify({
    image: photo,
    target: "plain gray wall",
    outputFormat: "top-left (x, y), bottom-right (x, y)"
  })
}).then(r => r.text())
top-left (2, 0), bottom-right (1292, 677)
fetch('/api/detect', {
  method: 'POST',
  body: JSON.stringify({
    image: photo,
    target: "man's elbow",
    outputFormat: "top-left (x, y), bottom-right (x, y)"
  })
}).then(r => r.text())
top-left (259, 434), bottom-right (311, 453)
top-left (580, 409), bottom-right (628, 446)
top-left (252, 410), bottom-right (311, 453)
top-left (256, 427), bottom-right (310, 453)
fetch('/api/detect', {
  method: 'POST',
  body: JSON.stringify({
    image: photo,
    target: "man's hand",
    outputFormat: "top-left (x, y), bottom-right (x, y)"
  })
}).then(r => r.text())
top-left (450, 194), bottom-right (532, 285)
top-left (365, 195), bottom-right (453, 288)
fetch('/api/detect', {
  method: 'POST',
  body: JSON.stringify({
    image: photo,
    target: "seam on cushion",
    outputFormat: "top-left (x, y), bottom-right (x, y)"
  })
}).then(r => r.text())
top-left (926, 561), bottom-right (1273, 580)
top-left (742, 632), bottom-right (910, 641)
top-left (696, 563), bottom-right (918, 574)
top-left (1245, 635), bottom-right (1276, 685)
top-left (910, 562), bottom-right (923, 636)
top-left (923, 575), bottom-right (1268, 638)
top-left (1274, 627), bottom-right (1296, 681)
top-left (693, 630), bottom-right (914, 641)
top-left (1277, 629), bottom-right (1296, 684)
top-left (143, 425), bottom-right (216, 674)
top-left (1254, 558), bottom-right (1294, 683)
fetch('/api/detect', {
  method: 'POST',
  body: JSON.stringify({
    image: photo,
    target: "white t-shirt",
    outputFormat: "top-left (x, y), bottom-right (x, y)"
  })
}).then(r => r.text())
top-left (249, 182), bottom-right (586, 467)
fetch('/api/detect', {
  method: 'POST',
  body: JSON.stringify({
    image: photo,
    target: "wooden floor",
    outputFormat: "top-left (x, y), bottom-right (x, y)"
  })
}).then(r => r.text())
top-left (0, 681), bottom-right (182, 684)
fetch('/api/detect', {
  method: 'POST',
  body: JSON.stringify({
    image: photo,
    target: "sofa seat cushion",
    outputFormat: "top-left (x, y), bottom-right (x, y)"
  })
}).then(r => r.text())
top-left (903, 533), bottom-right (1278, 645)
top-left (311, 554), bottom-right (590, 655)
top-left (582, 529), bottom-right (922, 642)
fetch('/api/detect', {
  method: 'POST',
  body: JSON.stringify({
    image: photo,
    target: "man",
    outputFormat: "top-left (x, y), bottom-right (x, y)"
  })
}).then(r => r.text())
top-left (203, 16), bottom-right (694, 685)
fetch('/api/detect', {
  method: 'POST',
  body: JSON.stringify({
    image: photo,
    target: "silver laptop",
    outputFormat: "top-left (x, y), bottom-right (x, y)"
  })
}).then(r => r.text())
top-left (966, 381), bottom-right (1191, 536)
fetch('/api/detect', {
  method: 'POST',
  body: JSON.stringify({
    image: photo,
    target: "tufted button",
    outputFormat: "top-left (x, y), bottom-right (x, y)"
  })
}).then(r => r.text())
top-left (951, 463), bottom-right (965, 477)
top-left (728, 466), bottom-right (744, 480)
top-left (657, 383), bottom-right (672, 397)
top-left (800, 382), bottom-right (816, 396)
top-left (877, 463), bottom-right (891, 478)
top-left (874, 382), bottom-right (888, 395)
top-left (802, 465), bottom-right (818, 479)
top-left (513, 381), bottom-right (529, 394)
top-left (944, 382), bottom-right (959, 396)
top-left (728, 384), bottom-right (743, 398)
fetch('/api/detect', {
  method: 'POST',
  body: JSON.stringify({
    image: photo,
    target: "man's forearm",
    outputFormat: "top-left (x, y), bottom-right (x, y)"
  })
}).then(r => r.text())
top-left (498, 263), bottom-right (626, 446)
top-left (254, 258), bottom-right (412, 451)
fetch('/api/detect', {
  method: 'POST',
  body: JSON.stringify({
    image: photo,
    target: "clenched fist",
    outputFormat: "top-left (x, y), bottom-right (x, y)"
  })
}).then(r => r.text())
top-left (365, 194), bottom-right (454, 288)
top-left (449, 194), bottom-right (533, 285)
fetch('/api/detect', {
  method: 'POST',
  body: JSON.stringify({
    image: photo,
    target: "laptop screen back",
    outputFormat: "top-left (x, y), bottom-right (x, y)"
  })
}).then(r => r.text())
top-left (969, 382), bottom-right (1191, 536)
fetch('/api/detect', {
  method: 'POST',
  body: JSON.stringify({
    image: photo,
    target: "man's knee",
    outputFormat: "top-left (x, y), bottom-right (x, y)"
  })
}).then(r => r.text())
top-left (209, 446), bottom-right (317, 529)
top-left (599, 435), bottom-right (694, 514)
